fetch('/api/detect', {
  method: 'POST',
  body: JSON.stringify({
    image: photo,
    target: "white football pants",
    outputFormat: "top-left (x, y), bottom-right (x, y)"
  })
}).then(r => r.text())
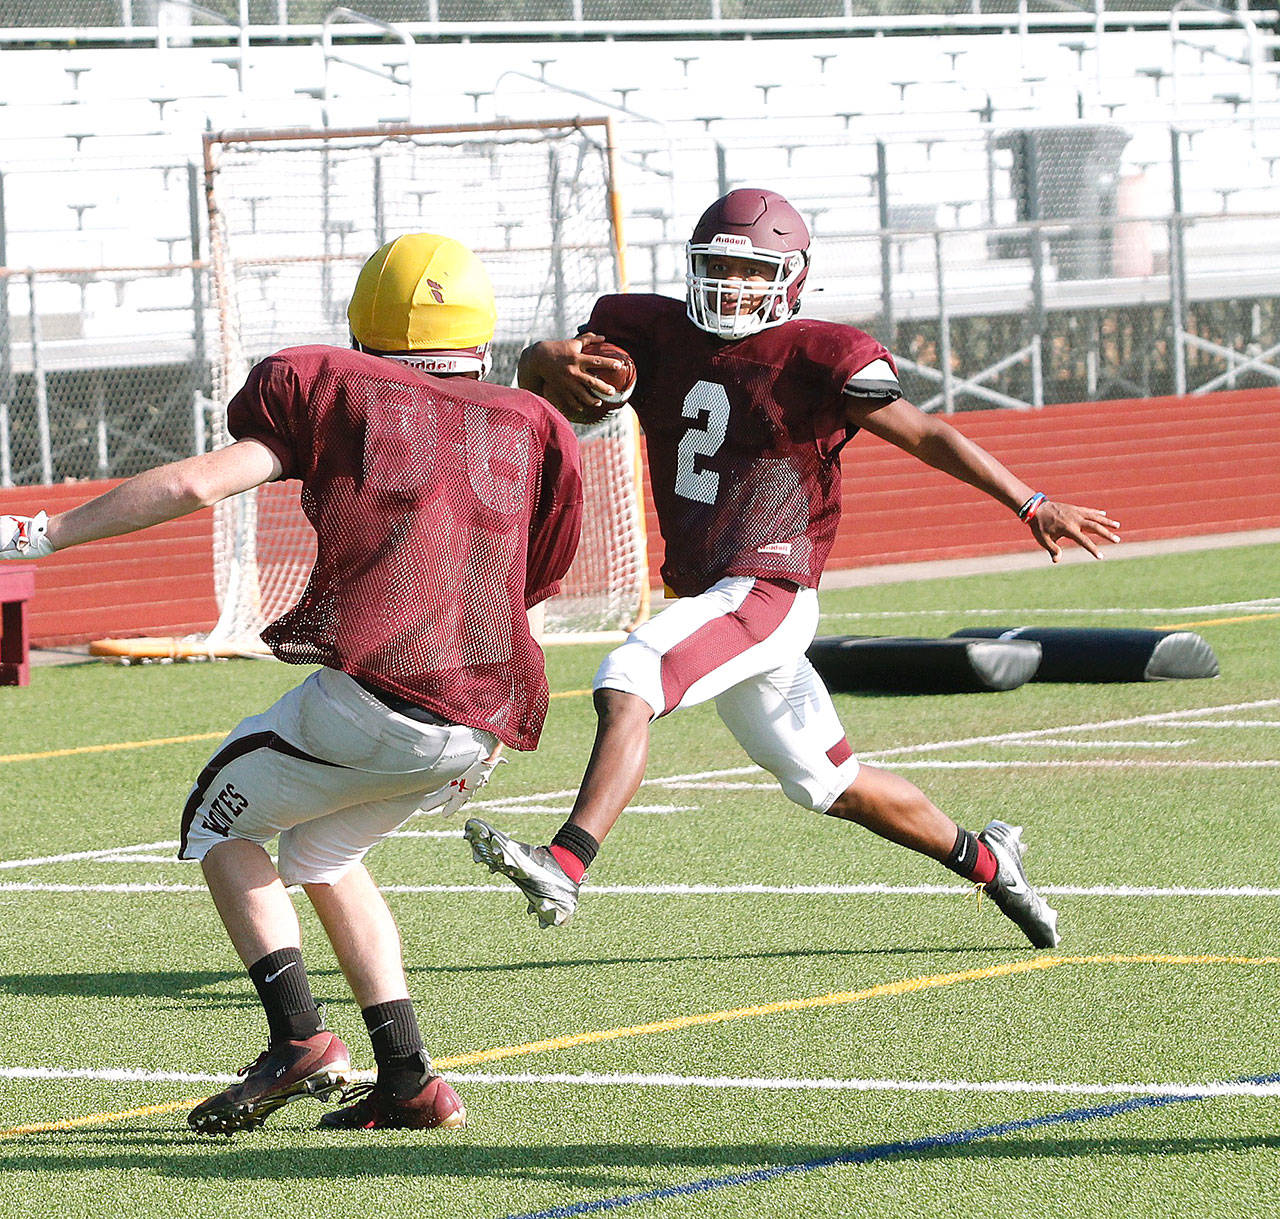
top-left (179, 666), bottom-right (497, 884)
top-left (594, 576), bottom-right (860, 812)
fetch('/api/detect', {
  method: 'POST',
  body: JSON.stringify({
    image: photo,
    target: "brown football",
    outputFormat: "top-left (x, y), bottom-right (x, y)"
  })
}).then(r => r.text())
top-left (579, 339), bottom-right (637, 406)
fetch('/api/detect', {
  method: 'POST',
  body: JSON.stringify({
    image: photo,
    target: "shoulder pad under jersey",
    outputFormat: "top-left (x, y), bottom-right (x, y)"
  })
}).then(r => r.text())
top-left (843, 358), bottom-right (902, 404)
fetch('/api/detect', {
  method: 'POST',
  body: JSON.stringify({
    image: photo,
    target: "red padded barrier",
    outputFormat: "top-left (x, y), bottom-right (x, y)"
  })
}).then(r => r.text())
top-left (3, 389), bottom-right (1278, 647)
top-left (643, 387), bottom-right (1280, 576)
top-left (0, 479), bottom-right (217, 647)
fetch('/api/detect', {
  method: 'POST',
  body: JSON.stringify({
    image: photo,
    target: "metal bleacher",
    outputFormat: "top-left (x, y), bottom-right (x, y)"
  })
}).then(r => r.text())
top-left (1, 27), bottom-right (1276, 264)
top-left (1, 9), bottom-right (1279, 454)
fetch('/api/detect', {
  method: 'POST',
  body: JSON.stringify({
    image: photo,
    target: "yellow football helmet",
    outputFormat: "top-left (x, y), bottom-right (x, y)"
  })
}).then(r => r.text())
top-left (347, 233), bottom-right (497, 374)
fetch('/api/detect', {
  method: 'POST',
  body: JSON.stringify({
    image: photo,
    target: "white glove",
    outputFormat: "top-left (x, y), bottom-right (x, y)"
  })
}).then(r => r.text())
top-left (416, 753), bottom-right (506, 818)
top-left (0, 511), bottom-right (54, 559)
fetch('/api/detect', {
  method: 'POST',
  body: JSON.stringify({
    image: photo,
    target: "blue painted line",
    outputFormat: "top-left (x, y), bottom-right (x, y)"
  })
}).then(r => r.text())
top-left (501, 1076), bottom-right (1280, 1219)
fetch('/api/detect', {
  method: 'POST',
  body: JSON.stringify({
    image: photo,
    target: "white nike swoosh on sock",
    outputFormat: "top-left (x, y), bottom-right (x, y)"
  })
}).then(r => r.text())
top-left (368, 1019), bottom-right (396, 1035)
top-left (264, 961), bottom-right (298, 984)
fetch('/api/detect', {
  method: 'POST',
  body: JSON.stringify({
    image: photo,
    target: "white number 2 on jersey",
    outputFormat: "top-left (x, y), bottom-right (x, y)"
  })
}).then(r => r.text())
top-left (674, 381), bottom-right (731, 505)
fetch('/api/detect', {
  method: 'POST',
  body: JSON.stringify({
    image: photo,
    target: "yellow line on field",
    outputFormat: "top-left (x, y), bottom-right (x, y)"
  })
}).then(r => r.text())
top-left (0, 692), bottom-right (593, 765)
top-left (0, 733), bottom-right (225, 764)
top-left (5, 952), bottom-right (1275, 1138)
top-left (0, 1097), bottom-right (203, 1137)
top-left (1157, 612), bottom-right (1280, 629)
top-left (433, 952), bottom-right (1280, 1069)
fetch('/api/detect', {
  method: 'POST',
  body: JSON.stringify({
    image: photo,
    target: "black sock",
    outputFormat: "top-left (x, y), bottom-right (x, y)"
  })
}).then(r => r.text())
top-left (247, 947), bottom-right (323, 1044)
top-left (942, 826), bottom-right (999, 885)
top-left (363, 999), bottom-right (431, 1100)
top-left (551, 823), bottom-right (600, 872)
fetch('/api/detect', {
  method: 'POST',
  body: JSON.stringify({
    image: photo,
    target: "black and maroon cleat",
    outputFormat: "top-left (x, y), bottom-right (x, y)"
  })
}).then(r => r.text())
top-left (187, 1030), bottom-right (352, 1135)
top-left (319, 1071), bottom-right (466, 1131)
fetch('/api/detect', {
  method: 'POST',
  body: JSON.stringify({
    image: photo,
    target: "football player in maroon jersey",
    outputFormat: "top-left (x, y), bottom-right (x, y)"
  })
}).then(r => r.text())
top-left (1, 235), bottom-right (583, 1133)
top-left (465, 188), bottom-right (1120, 950)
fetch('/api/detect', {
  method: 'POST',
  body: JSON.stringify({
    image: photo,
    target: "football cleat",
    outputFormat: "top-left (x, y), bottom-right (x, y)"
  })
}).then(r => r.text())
top-left (187, 1030), bottom-right (352, 1135)
top-left (978, 820), bottom-right (1060, 949)
top-left (320, 1067), bottom-right (466, 1131)
top-left (463, 818), bottom-right (580, 929)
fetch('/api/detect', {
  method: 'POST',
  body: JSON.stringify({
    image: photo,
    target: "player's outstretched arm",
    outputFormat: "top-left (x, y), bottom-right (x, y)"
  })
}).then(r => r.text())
top-left (0, 439), bottom-right (282, 558)
top-left (517, 334), bottom-right (629, 417)
top-left (850, 397), bottom-right (1120, 562)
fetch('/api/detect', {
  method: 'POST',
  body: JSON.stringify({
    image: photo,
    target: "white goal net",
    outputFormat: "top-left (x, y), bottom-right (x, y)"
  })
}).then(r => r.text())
top-left (182, 119), bottom-right (646, 657)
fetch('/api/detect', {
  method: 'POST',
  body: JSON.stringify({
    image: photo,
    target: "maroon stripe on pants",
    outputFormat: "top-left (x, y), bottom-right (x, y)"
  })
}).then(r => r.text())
top-left (178, 730), bottom-right (341, 858)
top-left (826, 737), bottom-right (854, 767)
top-left (659, 579), bottom-right (799, 716)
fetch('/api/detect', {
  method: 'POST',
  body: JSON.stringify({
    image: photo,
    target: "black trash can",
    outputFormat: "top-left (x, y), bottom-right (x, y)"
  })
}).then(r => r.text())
top-left (995, 125), bottom-right (1132, 280)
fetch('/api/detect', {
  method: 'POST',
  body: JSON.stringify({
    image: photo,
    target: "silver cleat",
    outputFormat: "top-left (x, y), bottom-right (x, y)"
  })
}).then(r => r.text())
top-left (464, 818), bottom-right (580, 929)
top-left (978, 820), bottom-right (1060, 949)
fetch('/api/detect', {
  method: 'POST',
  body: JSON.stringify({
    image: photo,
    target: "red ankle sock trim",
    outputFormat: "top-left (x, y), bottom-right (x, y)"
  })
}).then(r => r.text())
top-left (549, 844), bottom-right (586, 883)
top-left (972, 841), bottom-right (999, 886)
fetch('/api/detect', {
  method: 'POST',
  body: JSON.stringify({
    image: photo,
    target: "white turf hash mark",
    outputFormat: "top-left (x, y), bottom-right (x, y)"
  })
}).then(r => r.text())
top-left (2, 1065), bottom-right (1278, 1100)
top-left (1, 698), bottom-right (1276, 887)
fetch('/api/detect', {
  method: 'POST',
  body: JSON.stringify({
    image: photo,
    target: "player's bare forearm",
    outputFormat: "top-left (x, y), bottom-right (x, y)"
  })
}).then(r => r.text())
top-left (851, 397), bottom-right (1120, 561)
top-left (48, 440), bottom-right (281, 551)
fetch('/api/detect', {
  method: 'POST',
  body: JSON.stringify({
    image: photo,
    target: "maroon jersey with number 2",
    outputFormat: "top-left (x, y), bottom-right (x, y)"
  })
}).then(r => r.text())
top-left (585, 294), bottom-right (893, 596)
top-left (227, 345), bottom-right (583, 750)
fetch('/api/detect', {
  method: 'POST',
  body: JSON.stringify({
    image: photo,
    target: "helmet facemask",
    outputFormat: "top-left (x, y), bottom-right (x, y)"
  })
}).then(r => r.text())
top-left (686, 237), bottom-right (809, 339)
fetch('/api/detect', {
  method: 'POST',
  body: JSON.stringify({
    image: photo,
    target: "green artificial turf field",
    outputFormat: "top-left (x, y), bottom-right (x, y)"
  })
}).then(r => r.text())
top-left (1, 542), bottom-right (1277, 1219)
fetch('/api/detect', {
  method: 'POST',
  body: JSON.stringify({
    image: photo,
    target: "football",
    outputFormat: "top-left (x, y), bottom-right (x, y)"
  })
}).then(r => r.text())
top-left (579, 339), bottom-right (637, 406)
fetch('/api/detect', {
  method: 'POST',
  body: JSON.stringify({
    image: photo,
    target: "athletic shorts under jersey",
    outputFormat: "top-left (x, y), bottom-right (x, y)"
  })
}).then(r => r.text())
top-left (227, 345), bottom-right (583, 750)
top-left (585, 294), bottom-right (893, 596)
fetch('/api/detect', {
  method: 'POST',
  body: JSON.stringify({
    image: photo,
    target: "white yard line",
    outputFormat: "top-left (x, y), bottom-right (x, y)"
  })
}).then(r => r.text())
top-left (462, 804), bottom-right (696, 815)
top-left (820, 597), bottom-right (1280, 622)
top-left (877, 760), bottom-right (1280, 769)
top-left (867, 699), bottom-right (1280, 758)
top-left (3, 698), bottom-right (1276, 878)
top-left (0, 841), bottom-right (179, 870)
top-left (999, 739), bottom-right (1194, 748)
top-left (1173, 720), bottom-right (1280, 729)
top-left (2, 1065), bottom-right (1276, 1100)
top-left (0, 1067), bottom-right (234, 1084)
top-left (89, 855), bottom-right (180, 863)
top-left (389, 829), bottom-right (465, 839)
top-left (444, 1071), bottom-right (1280, 1099)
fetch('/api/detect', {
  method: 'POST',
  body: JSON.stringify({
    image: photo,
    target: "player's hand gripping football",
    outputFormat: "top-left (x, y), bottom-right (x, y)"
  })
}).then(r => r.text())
top-left (0, 511), bottom-right (55, 559)
top-left (1027, 499), bottom-right (1121, 562)
top-left (519, 334), bottom-right (633, 425)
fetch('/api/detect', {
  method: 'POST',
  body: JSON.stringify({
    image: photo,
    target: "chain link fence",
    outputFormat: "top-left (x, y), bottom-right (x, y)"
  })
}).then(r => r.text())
top-left (0, 0), bottom-right (1229, 29)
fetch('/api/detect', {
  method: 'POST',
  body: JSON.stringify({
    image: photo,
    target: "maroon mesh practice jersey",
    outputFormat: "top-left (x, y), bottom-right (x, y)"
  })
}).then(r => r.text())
top-left (227, 345), bottom-right (583, 749)
top-left (586, 294), bottom-right (893, 596)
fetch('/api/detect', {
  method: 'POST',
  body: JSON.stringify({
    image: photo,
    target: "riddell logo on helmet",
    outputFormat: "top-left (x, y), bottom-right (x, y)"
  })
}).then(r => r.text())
top-left (396, 354), bottom-right (464, 372)
top-left (707, 234), bottom-right (753, 252)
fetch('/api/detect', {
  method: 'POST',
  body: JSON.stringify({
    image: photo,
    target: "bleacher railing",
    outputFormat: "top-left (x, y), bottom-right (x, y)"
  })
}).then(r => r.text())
top-left (4, 197), bottom-right (1280, 487)
top-left (0, 0), bottom-right (1261, 41)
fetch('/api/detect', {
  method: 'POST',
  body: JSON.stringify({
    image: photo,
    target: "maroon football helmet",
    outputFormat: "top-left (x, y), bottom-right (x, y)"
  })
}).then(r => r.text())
top-left (686, 188), bottom-right (811, 338)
